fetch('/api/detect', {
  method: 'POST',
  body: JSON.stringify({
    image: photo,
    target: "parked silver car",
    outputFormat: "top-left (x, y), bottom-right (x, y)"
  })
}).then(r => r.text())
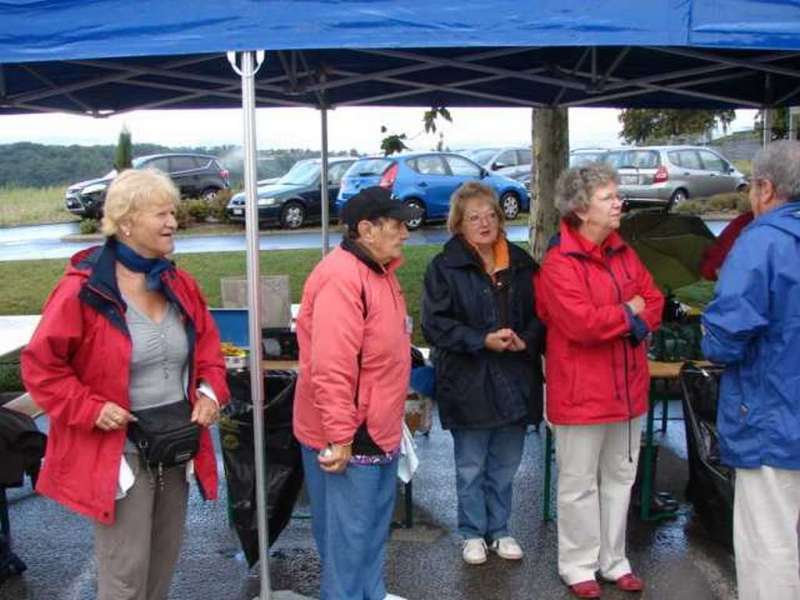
top-left (460, 147), bottom-right (533, 182)
top-left (569, 147), bottom-right (610, 167)
top-left (605, 145), bottom-right (747, 208)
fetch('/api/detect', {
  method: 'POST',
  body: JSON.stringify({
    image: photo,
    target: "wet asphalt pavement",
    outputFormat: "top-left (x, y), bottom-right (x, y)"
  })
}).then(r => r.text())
top-left (1, 398), bottom-right (736, 600)
top-left (0, 220), bottom-right (729, 262)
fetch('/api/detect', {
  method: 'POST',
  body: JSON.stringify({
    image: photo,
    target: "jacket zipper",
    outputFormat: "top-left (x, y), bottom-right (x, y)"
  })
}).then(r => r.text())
top-left (601, 260), bottom-right (635, 462)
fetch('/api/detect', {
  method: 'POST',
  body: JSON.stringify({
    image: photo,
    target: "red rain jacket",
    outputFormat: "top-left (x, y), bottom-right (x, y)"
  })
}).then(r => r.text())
top-left (699, 211), bottom-right (754, 281)
top-left (21, 243), bottom-right (229, 524)
top-left (535, 222), bottom-right (664, 425)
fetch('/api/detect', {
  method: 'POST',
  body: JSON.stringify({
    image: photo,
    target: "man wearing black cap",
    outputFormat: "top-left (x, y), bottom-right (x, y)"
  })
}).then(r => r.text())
top-left (293, 187), bottom-right (422, 600)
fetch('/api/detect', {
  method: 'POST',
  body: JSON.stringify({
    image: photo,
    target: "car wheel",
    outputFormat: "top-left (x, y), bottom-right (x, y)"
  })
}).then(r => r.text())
top-left (280, 201), bottom-right (306, 229)
top-left (404, 200), bottom-right (425, 230)
top-left (500, 192), bottom-right (521, 220)
top-left (201, 187), bottom-right (220, 201)
top-left (670, 188), bottom-right (688, 208)
top-left (736, 183), bottom-right (749, 193)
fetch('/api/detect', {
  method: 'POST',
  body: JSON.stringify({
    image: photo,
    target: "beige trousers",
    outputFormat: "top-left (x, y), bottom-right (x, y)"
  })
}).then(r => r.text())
top-left (94, 454), bottom-right (189, 600)
top-left (734, 466), bottom-right (800, 600)
top-left (554, 417), bottom-right (642, 585)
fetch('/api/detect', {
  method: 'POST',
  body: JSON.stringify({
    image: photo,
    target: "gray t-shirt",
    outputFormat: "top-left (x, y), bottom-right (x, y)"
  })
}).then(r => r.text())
top-left (124, 298), bottom-right (189, 451)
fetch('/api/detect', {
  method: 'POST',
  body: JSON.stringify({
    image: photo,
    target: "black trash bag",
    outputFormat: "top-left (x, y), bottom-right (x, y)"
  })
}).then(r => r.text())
top-left (219, 370), bottom-right (303, 567)
top-left (0, 407), bottom-right (46, 487)
top-left (679, 362), bottom-right (734, 549)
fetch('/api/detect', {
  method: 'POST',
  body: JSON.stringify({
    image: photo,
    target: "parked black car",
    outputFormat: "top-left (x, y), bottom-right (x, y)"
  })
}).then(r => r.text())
top-left (226, 157), bottom-right (355, 229)
top-left (65, 153), bottom-right (230, 218)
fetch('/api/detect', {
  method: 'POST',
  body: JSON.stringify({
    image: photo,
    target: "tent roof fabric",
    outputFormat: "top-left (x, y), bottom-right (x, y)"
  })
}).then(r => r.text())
top-left (4, 1), bottom-right (800, 64)
top-left (2, 1), bottom-right (800, 114)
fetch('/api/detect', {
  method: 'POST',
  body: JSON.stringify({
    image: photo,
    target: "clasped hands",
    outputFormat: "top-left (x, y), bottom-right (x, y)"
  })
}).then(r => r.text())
top-left (485, 328), bottom-right (527, 352)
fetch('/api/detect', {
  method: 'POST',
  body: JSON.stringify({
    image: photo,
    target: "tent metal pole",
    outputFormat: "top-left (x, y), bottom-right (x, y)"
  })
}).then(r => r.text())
top-left (763, 107), bottom-right (773, 147)
top-left (320, 103), bottom-right (331, 255)
top-left (229, 49), bottom-right (272, 600)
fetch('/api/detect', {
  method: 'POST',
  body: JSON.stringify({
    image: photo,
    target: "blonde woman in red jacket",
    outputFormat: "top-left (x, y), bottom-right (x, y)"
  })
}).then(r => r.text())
top-left (535, 164), bottom-right (663, 599)
top-left (293, 187), bottom-right (422, 600)
top-left (22, 169), bottom-right (229, 600)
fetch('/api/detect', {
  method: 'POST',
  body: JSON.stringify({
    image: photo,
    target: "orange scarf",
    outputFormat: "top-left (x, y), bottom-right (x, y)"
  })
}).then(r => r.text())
top-left (467, 233), bottom-right (509, 281)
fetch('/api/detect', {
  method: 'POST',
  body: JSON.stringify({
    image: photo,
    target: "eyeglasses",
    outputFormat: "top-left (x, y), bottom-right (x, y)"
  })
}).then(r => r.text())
top-left (594, 192), bottom-right (624, 203)
top-left (465, 211), bottom-right (499, 226)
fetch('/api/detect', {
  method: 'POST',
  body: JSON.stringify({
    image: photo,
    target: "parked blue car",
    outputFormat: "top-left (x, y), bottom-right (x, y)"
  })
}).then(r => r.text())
top-left (335, 152), bottom-right (531, 229)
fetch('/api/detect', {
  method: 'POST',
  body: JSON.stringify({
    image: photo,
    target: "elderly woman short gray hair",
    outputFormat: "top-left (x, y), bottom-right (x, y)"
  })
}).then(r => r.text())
top-left (555, 163), bottom-right (618, 227)
top-left (752, 140), bottom-right (800, 201)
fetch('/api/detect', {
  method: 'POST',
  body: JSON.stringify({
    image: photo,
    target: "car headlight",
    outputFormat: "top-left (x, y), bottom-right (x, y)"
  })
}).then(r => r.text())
top-left (257, 197), bottom-right (278, 206)
top-left (82, 183), bottom-right (107, 196)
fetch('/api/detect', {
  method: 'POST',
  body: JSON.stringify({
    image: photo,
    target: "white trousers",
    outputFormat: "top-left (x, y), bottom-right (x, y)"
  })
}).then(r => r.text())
top-left (554, 417), bottom-right (642, 585)
top-left (734, 466), bottom-right (800, 600)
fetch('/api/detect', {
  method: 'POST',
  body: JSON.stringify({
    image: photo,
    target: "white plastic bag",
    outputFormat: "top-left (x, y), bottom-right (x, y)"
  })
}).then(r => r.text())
top-left (397, 421), bottom-right (419, 483)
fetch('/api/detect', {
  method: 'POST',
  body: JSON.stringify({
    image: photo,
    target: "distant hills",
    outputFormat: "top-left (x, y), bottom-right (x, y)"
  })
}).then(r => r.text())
top-left (0, 142), bottom-right (358, 188)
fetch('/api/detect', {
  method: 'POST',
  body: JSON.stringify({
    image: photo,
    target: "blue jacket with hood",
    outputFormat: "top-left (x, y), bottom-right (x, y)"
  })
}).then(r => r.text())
top-left (702, 201), bottom-right (800, 469)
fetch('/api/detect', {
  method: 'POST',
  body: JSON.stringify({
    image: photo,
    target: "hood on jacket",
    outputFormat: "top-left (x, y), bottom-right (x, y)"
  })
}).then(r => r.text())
top-left (754, 200), bottom-right (800, 240)
top-left (555, 220), bottom-right (627, 262)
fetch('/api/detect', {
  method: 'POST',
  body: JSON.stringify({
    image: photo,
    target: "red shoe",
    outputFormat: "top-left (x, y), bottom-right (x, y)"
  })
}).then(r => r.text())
top-left (611, 573), bottom-right (644, 592)
top-left (568, 580), bottom-right (602, 598)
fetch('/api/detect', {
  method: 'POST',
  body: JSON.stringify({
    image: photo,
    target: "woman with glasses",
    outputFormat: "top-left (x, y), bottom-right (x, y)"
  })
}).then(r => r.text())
top-left (535, 164), bottom-right (663, 598)
top-left (421, 181), bottom-right (544, 565)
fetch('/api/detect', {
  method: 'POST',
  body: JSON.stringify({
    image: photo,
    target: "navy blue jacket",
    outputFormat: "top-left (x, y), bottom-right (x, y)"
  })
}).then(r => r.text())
top-left (421, 236), bottom-right (544, 429)
top-left (702, 201), bottom-right (800, 469)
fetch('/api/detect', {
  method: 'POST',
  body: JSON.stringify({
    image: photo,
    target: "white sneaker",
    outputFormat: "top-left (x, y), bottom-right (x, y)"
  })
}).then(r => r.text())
top-left (489, 536), bottom-right (524, 560)
top-left (462, 538), bottom-right (488, 564)
top-left (384, 594), bottom-right (407, 600)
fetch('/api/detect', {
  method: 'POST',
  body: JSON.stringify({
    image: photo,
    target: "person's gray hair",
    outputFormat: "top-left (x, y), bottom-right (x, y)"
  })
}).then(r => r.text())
top-left (752, 140), bottom-right (800, 201)
top-left (554, 162), bottom-right (618, 227)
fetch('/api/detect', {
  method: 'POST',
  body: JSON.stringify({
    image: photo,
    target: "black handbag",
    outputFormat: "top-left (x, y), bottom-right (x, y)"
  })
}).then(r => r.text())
top-left (127, 400), bottom-right (200, 469)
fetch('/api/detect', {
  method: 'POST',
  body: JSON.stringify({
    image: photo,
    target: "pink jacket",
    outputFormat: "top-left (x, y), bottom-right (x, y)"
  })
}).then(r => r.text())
top-left (293, 243), bottom-right (411, 453)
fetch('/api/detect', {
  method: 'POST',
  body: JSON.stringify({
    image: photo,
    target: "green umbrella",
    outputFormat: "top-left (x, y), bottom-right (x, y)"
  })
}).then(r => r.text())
top-left (619, 210), bottom-right (716, 292)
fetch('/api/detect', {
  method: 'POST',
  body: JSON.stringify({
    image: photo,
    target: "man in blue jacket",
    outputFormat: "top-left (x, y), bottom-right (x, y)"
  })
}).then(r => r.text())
top-left (702, 140), bottom-right (800, 600)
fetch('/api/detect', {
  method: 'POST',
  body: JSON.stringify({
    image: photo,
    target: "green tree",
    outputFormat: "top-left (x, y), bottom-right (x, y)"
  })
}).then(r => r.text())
top-left (380, 105), bottom-right (454, 156)
top-left (422, 106), bottom-right (452, 134)
top-left (379, 126), bottom-right (409, 156)
top-left (618, 109), bottom-right (735, 144)
top-left (113, 126), bottom-right (133, 171)
top-left (754, 107), bottom-right (790, 140)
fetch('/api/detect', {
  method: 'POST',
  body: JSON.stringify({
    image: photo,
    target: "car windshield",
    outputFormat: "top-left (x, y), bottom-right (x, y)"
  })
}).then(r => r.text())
top-left (277, 161), bottom-right (320, 185)
top-left (606, 150), bottom-right (659, 169)
top-left (569, 152), bottom-right (607, 167)
top-left (131, 157), bottom-right (147, 169)
top-left (462, 149), bottom-right (496, 164)
top-left (348, 158), bottom-right (391, 177)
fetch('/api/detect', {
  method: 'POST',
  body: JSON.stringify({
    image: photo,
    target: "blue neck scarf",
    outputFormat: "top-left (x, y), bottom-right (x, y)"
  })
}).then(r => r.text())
top-left (115, 240), bottom-right (173, 291)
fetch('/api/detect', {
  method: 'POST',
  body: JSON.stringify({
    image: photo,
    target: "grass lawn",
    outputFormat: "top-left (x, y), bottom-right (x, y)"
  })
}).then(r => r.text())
top-left (0, 185), bottom-right (76, 226)
top-left (0, 244), bottom-right (452, 347)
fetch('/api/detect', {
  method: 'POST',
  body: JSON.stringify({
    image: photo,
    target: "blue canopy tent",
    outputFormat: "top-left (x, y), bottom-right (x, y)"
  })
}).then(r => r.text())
top-left (3, 1), bottom-right (800, 114)
top-left (3, 2), bottom-right (800, 598)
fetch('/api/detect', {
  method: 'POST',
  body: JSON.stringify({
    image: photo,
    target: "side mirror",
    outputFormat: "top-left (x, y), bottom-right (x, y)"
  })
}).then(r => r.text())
top-left (492, 162), bottom-right (507, 171)
top-left (480, 168), bottom-right (489, 178)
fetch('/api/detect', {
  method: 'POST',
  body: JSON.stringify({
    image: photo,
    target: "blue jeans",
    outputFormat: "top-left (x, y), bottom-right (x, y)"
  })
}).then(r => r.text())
top-left (451, 426), bottom-right (526, 540)
top-left (301, 447), bottom-right (398, 600)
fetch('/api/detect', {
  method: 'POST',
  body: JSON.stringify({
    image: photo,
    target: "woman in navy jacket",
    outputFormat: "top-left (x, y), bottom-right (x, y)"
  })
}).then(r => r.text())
top-left (422, 181), bottom-right (544, 566)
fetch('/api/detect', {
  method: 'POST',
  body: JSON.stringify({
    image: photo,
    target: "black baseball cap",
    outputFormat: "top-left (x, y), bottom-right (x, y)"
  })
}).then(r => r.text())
top-left (340, 186), bottom-right (424, 230)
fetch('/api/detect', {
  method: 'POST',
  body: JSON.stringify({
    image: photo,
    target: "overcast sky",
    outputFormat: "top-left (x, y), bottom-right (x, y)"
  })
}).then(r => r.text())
top-left (0, 107), bottom-right (758, 154)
